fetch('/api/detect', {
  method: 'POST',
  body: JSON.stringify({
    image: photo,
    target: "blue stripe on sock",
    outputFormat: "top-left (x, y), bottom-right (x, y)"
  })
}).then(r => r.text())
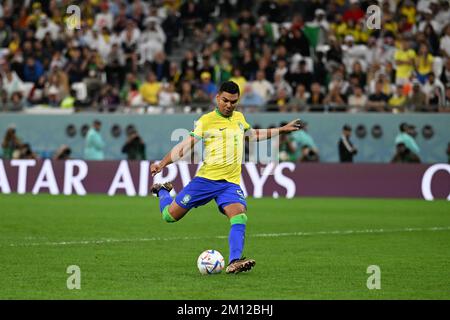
top-left (229, 224), bottom-right (246, 263)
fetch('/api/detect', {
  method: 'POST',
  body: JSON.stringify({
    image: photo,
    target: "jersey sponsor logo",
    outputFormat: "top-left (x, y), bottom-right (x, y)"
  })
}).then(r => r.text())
top-left (219, 128), bottom-right (226, 131)
top-left (181, 194), bottom-right (191, 205)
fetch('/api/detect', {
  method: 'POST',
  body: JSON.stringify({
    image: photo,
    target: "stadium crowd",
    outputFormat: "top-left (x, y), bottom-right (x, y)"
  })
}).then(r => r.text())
top-left (0, 0), bottom-right (450, 113)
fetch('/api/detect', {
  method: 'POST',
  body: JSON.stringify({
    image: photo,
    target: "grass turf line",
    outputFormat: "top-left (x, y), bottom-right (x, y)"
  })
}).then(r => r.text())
top-left (0, 194), bottom-right (449, 299)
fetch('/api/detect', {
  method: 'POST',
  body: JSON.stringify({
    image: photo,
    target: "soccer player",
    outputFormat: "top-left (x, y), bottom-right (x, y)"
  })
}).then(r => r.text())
top-left (150, 81), bottom-right (304, 274)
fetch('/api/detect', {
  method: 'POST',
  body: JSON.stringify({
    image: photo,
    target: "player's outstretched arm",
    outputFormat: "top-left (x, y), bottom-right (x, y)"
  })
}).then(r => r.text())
top-left (151, 135), bottom-right (199, 176)
top-left (247, 119), bottom-right (305, 142)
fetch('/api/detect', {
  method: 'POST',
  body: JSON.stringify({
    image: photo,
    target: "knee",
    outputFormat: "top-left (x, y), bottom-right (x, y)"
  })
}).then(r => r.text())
top-left (162, 206), bottom-right (177, 223)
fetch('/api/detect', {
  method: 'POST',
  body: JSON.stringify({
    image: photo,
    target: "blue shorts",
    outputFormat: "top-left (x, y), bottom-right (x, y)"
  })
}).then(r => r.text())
top-left (175, 177), bottom-right (247, 214)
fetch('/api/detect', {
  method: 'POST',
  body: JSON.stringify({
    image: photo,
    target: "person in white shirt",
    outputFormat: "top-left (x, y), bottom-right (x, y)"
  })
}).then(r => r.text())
top-left (35, 15), bottom-right (60, 41)
top-left (348, 86), bottom-right (367, 112)
top-left (440, 24), bottom-right (450, 58)
top-left (342, 35), bottom-right (368, 74)
top-left (250, 70), bottom-right (275, 103)
top-left (158, 82), bottom-right (180, 110)
top-left (94, 3), bottom-right (114, 31)
top-left (423, 72), bottom-right (445, 105)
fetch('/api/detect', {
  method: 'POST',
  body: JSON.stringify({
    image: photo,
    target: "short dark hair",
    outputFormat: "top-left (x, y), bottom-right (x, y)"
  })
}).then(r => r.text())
top-left (399, 122), bottom-right (408, 132)
top-left (218, 81), bottom-right (240, 97)
top-left (94, 119), bottom-right (102, 126)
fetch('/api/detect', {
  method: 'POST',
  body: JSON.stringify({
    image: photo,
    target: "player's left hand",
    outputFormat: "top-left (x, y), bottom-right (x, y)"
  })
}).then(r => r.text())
top-left (282, 119), bottom-right (306, 133)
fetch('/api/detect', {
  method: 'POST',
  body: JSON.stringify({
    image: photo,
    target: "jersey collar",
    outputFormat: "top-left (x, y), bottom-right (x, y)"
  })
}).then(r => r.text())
top-left (215, 107), bottom-right (232, 119)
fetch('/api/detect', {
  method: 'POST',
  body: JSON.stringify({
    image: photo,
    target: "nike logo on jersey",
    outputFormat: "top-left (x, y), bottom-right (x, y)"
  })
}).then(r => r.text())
top-left (219, 128), bottom-right (226, 131)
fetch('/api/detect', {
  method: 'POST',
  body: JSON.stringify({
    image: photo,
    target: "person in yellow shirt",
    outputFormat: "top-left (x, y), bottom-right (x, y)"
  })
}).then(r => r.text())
top-left (149, 81), bottom-right (304, 274)
top-left (139, 72), bottom-right (161, 105)
top-left (400, 0), bottom-right (416, 25)
top-left (415, 43), bottom-right (434, 84)
top-left (394, 37), bottom-right (416, 84)
top-left (388, 84), bottom-right (407, 113)
top-left (229, 68), bottom-right (247, 95)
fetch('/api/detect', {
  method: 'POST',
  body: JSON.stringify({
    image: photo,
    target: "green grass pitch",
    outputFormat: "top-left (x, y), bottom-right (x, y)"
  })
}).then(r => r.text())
top-left (0, 194), bottom-right (449, 300)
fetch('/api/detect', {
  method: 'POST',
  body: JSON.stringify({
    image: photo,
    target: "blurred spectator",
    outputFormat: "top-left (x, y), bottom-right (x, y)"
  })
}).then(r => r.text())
top-left (348, 86), bottom-right (367, 113)
top-left (60, 89), bottom-right (77, 109)
top-left (53, 145), bottom-right (72, 160)
top-left (307, 82), bottom-right (325, 111)
top-left (105, 43), bottom-right (126, 88)
top-left (159, 82), bottom-right (180, 110)
top-left (84, 120), bottom-right (105, 160)
top-left (16, 143), bottom-right (38, 160)
top-left (1, 127), bottom-right (21, 159)
top-left (443, 84), bottom-right (450, 111)
top-left (2, 64), bottom-right (24, 99)
top-left (423, 72), bottom-right (445, 108)
top-left (239, 84), bottom-right (265, 111)
top-left (139, 72), bottom-right (161, 106)
top-left (324, 85), bottom-right (346, 111)
top-left (291, 122), bottom-right (319, 161)
top-left (98, 84), bottom-right (120, 112)
top-left (394, 122), bottom-right (420, 158)
top-left (367, 80), bottom-right (389, 112)
top-left (415, 43), bottom-right (434, 84)
top-left (6, 92), bottom-right (24, 112)
top-left (250, 70), bottom-right (274, 104)
top-left (406, 80), bottom-right (427, 111)
top-left (35, 14), bottom-right (60, 41)
top-left (278, 132), bottom-right (297, 162)
top-left (394, 37), bottom-right (416, 85)
top-left (84, 69), bottom-right (103, 105)
top-left (286, 60), bottom-right (313, 92)
top-left (289, 84), bottom-right (310, 112)
top-left (23, 56), bottom-right (44, 83)
top-left (391, 142), bottom-right (421, 163)
top-left (140, 19), bottom-right (166, 66)
top-left (440, 24), bottom-right (450, 58)
top-left (388, 84), bottom-right (407, 113)
top-left (151, 51), bottom-right (170, 82)
top-left (194, 71), bottom-right (217, 103)
top-left (229, 68), bottom-right (247, 96)
top-left (120, 73), bottom-right (141, 105)
top-left (180, 80), bottom-right (194, 106)
top-left (122, 127), bottom-right (146, 160)
top-left (299, 145), bottom-right (320, 162)
top-left (338, 124), bottom-right (358, 163)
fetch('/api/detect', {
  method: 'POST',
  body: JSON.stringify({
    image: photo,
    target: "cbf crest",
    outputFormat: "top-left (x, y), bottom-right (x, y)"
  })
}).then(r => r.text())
top-left (181, 194), bottom-right (191, 205)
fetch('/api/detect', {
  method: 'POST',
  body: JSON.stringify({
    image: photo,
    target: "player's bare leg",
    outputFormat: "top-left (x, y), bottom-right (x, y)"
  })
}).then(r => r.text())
top-left (151, 182), bottom-right (189, 222)
top-left (223, 203), bottom-right (256, 274)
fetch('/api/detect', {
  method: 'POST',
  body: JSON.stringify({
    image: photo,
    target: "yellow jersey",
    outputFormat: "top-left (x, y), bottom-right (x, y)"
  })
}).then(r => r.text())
top-left (139, 82), bottom-right (161, 105)
top-left (394, 49), bottom-right (416, 80)
top-left (190, 108), bottom-right (251, 185)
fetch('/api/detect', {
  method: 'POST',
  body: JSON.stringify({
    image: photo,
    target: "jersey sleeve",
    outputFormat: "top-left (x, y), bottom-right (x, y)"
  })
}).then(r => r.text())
top-left (241, 114), bottom-right (251, 132)
top-left (190, 116), bottom-right (205, 140)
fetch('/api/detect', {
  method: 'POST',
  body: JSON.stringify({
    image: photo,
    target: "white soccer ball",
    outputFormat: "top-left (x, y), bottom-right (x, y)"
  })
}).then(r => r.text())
top-left (197, 249), bottom-right (225, 275)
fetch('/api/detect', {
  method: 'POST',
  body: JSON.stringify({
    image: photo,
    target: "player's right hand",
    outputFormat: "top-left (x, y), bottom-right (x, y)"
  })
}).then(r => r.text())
top-left (151, 162), bottom-right (162, 177)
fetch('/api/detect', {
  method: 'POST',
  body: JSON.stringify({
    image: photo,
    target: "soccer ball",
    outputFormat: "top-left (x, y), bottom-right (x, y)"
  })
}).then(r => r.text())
top-left (197, 250), bottom-right (225, 275)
